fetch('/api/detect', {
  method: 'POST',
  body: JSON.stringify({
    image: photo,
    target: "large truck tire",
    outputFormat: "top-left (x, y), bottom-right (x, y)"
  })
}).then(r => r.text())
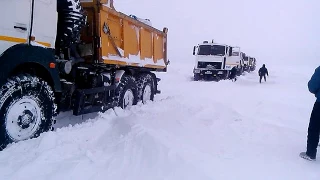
top-left (136, 73), bottom-right (155, 104)
top-left (56, 0), bottom-right (86, 49)
top-left (115, 75), bottom-right (138, 109)
top-left (0, 74), bottom-right (56, 149)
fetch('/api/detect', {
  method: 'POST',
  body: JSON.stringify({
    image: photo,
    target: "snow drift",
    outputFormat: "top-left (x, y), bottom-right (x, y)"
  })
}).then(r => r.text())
top-left (0, 61), bottom-right (319, 180)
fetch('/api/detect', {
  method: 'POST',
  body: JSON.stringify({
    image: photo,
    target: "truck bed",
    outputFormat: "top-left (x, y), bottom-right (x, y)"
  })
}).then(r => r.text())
top-left (79, 0), bottom-right (168, 71)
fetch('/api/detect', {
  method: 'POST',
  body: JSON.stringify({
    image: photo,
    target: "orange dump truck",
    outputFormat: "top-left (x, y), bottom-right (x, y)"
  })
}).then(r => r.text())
top-left (80, 0), bottom-right (169, 68)
top-left (0, 0), bottom-right (168, 149)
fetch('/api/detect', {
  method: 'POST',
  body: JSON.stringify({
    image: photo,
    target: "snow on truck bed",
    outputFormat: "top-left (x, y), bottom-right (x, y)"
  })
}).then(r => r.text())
top-left (0, 62), bottom-right (319, 180)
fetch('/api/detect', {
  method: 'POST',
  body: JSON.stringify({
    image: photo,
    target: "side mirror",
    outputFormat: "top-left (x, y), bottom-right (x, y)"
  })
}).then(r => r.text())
top-left (193, 46), bottom-right (196, 55)
top-left (229, 47), bottom-right (233, 56)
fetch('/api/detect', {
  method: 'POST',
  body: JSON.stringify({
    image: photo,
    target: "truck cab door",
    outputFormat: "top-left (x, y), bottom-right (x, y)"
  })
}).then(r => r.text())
top-left (31, 0), bottom-right (57, 48)
top-left (0, 0), bottom-right (31, 53)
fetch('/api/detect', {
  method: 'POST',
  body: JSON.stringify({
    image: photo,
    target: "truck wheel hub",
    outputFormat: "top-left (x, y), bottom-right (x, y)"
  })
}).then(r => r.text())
top-left (142, 85), bottom-right (152, 103)
top-left (18, 110), bottom-right (35, 129)
top-left (123, 89), bottom-right (134, 108)
top-left (5, 98), bottom-right (42, 141)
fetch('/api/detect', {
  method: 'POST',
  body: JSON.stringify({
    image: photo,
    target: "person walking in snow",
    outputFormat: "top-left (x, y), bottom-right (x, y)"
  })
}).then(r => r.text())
top-left (300, 66), bottom-right (320, 161)
top-left (258, 64), bottom-right (268, 83)
top-left (229, 66), bottom-right (238, 82)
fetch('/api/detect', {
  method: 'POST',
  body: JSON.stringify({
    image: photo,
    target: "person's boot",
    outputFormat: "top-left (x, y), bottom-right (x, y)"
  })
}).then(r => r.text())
top-left (300, 152), bottom-right (316, 161)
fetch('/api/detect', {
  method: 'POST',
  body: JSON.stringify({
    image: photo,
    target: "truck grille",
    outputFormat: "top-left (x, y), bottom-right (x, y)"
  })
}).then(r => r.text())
top-left (197, 62), bottom-right (222, 69)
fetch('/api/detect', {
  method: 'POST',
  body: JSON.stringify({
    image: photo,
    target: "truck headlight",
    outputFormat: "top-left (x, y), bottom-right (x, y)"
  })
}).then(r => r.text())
top-left (194, 69), bottom-right (200, 73)
top-left (57, 60), bottom-right (72, 74)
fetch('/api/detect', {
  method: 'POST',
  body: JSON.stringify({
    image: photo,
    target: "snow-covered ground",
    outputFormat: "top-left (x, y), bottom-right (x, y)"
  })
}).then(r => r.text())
top-left (0, 61), bottom-right (319, 180)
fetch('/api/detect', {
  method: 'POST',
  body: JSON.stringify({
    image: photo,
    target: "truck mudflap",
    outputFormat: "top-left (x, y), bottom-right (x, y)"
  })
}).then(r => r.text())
top-left (73, 85), bottom-right (117, 116)
top-left (156, 77), bottom-right (161, 94)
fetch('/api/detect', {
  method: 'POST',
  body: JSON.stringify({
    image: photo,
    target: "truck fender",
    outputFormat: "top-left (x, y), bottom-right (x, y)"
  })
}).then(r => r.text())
top-left (0, 44), bottom-right (62, 92)
top-left (115, 70), bottom-right (126, 87)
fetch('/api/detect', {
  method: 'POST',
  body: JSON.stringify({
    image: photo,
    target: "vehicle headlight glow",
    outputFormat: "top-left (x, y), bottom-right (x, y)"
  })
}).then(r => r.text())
top-left (194, 69), bottom-right (200, 73)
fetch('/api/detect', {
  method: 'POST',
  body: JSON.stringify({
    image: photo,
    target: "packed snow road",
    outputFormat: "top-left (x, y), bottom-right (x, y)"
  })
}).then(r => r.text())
top-left (0, 62), bottom-right (319, 180)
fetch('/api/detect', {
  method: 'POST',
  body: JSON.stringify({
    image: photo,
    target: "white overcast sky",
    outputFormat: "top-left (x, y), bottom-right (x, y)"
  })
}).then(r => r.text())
top-left (115, 0), bottom-right (319, 66)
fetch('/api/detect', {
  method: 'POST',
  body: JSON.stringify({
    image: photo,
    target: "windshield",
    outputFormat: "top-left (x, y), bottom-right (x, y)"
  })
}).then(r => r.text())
top-left (198, 45), bottom-right (226, 56)
top-left (232, 52), bottom-right (239, 56)
top-left (244, 56), bottom-right (248, 61)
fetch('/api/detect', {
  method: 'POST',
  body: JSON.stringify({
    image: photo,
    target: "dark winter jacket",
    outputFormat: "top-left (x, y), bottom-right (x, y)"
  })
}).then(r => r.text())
top-left (308, 66), bottom-right (320, 102)
top-left (259, 65), bottom-right (268, 76)
top-left (229, 66), bottom-right (237, 78)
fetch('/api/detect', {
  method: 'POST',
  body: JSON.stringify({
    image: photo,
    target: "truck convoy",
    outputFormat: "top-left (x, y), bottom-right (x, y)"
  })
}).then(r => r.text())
top-left (192, 40), bottom-right (255, 81)
top-left (0, 0), bottom-right (169, 149)
top-left (243, 55), bottom-right (257, 73)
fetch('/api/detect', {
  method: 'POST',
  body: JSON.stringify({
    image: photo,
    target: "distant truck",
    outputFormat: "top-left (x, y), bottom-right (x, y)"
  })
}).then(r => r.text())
top-left (249, 57), bottom-right (257, 71)
top-left (243, 54), bottom-right (251, 72)
top-left (230, 46), bottom-right (244, 75)
top-left (192, 40), bottom-right (233, 81)
top-left (0, 0), bottom-right (169, 149)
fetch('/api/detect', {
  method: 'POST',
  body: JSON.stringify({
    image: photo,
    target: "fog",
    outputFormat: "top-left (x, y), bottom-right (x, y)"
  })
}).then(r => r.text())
top-left (115, 0), bottom-right (320, 67)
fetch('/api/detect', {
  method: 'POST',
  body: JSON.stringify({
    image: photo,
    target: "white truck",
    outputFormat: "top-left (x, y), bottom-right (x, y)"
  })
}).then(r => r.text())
top-left (249, 57), bottom-right (257, 71)
top-left (230, 46), bottom-right (244, 75)
top-left (242, 54), bottom-right (251, 72)
top-left (243, 56), bottom-right (257, 72)
top-left (192, 40), bottom-right (233, 81)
